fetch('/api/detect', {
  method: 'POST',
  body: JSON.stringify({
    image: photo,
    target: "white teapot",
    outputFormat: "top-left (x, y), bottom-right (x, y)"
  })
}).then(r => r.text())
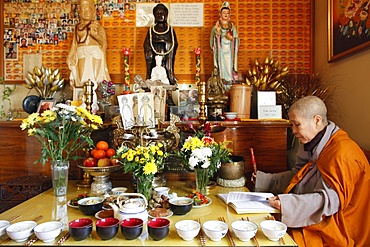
top-left (109, 193), bottom-right (148, 222)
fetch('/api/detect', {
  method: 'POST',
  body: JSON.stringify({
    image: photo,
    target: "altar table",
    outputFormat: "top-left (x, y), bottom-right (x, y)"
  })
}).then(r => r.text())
top-left (0, 181), bottom-right (297, 246)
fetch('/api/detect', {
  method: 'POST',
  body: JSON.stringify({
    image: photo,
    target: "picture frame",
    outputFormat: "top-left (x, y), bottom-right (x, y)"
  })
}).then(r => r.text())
top-left (328, 0), bottom-right (370, 62)
top-left (37, 99), bottom-right (56, 114)
top-left (73, 87), bottom-right (84, 102)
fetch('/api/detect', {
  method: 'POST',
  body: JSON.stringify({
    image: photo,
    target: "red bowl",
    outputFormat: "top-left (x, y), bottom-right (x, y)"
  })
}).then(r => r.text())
top-left (148, 218), bottom-right (170, 241)
top-left (69, 218), bottom-right (93, 241)
top-left (96, 218), bottom-right (119, 240)
top-left (120, 218), bottom-right (143, 240)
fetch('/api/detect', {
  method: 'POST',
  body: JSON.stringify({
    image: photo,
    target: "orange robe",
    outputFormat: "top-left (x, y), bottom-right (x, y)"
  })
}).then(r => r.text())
top-left (286, 129), bottom-right (370, 247)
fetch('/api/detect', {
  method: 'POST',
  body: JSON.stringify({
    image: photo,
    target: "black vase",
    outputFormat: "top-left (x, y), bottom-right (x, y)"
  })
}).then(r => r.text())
top-left (22, 95), bottom-right (41, 114)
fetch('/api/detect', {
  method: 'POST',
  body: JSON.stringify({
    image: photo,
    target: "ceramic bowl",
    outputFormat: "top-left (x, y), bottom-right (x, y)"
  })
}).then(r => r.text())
top-left (34, 221), bottom-right (63, 243)
top-left (78, 197), bottom-right (104, 215)
top-left (175, 220), bottom-right (200, 241)
top-left (0, 220), bottom-right (10, 237)
top-left (153, 186), bottom-right (170, 197)
top-left (231, 220), bottom-right (258, 242)
top-left (6, 221), bottom-right (37, 243)
top-left (169, 197), bottom-right (193, 215)
top-left (148, 218), bottom-right (170, 241)
top-left (111, 187), bottom-right (127, 196)
top-left (120, 218), bottom-right (143, 240)
top-left (96, 218), bottom-right (119, 240)
top-left (69, 218), bottom-right (93, 241)
top-left (225, 112), bottom-right (237, 119)
top-left (202, 220), bottom-right (228, 242)
top-left (260, 220), bottom-right (287, 241)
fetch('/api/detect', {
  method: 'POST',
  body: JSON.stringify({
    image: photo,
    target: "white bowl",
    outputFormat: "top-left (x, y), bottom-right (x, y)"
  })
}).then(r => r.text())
top-left (260, 220), bottom-right (287, 241)
top-left (0, 220), bottom-right (10, 237)
top-left (225, 112), bottom-right (237, 119)
top-left (6, 221), bottom-right (37, 243)
top-left (231, 220), bottom-right (258, 242)
top-left (34, 221), bottom-right (63, 243)
top-left (175, 220), bottom-right (200, 241)
top-left (202, 220), bottom-right (228, 242)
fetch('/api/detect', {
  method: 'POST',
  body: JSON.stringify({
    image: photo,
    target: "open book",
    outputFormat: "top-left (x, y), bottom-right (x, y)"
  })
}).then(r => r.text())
top-left (218, 192), bottom-right (280, 214)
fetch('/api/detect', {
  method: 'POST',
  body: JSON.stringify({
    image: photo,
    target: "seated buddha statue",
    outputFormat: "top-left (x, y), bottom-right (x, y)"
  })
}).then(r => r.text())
top-left (206, 67), bottom-right (228, 104)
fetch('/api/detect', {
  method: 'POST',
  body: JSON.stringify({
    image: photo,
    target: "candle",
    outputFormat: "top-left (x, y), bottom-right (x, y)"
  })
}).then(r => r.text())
top-left (122, 48), bottom-right (130, 93)
top-left (194, 48), bottom-right (202, 85)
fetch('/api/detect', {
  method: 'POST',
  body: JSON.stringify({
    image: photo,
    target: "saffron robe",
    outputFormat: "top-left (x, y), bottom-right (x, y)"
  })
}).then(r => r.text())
top-left (256, 122), bottom-right (370, 246)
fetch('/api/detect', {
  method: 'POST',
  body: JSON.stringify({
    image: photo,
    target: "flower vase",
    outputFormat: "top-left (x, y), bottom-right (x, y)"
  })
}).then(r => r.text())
top-left (136, 176), bottom-right (153, 202)
top-left (51, 160), bottom-right (69, 196)
top-left (195, 168), bottom-right (209, 195)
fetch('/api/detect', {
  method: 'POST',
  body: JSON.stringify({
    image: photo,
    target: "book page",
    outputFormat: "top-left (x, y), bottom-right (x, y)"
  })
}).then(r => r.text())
top-left (223, 192), bottom-right (274, 204)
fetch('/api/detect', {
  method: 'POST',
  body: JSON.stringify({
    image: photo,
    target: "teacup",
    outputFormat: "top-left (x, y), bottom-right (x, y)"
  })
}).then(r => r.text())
top-left (111, 187), bottom-right (127, 196)
top-left (154, 187), bottom-right (170, 197)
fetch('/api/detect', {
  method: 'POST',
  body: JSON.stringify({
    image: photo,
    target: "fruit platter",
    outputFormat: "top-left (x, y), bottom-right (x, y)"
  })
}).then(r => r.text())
top-left (78, 141), bottom-right (122, 195)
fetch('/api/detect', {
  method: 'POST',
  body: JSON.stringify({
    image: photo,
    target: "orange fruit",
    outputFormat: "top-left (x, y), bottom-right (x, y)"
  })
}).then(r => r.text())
top-left (106, 148), bottom-right (116, 158)
top-left (93, 149), bottom-right (106, 159)
top-left (96, 141), bottom-right (109, 150)
top-left (90, 148), bottom-right (98, 157)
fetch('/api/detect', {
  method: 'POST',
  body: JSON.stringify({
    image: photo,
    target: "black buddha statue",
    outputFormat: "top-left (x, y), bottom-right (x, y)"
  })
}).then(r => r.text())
top-left (143, 4), bottom-right (178, 85)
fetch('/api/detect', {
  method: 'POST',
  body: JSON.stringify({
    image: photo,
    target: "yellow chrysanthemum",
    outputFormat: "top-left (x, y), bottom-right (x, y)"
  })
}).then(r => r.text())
top-left (143, 161), bottom-right (157, 175)
top-left (157, 150), bottom-right (163, 156)
top-left (27, 128), bottom-right (37, 136)
top-left (127, 153), bottom-right (134, 161)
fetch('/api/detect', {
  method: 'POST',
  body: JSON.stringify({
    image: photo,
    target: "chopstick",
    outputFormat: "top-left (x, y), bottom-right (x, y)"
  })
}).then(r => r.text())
top-left (8, 215), bottom-right (21, 223)
top-left (242, 217), bottom-right (260, 247)
top-left (218, 216), bottom-right (235, 246)
top-left (266, 215), bottom-right (286, 245)
top-left (57, 231), bottom-right (70, 246)
top-left (196, 218), bottom-right (206, 246)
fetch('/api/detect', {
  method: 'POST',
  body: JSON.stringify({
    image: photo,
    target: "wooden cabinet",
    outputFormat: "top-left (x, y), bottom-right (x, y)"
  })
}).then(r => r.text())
top-left (0, 120), bottom-right (290, 189)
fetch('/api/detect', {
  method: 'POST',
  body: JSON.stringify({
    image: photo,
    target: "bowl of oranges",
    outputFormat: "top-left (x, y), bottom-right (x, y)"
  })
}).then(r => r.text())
top-left (78, 141), bottom-right (121, 195)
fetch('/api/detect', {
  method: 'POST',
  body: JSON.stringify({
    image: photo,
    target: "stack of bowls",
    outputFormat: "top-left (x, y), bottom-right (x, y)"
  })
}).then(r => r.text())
top-left (0, 220), bottom-right (10, 237)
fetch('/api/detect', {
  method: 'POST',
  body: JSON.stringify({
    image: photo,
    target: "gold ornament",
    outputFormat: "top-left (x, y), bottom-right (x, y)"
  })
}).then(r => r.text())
top-left (245, 57), bottom-right (289, 91)
top-left (23, 65), bottom-right (65, 99)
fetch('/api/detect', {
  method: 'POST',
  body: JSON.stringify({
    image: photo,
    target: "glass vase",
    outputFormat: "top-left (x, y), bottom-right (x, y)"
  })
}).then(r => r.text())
top-left (136, 176), bottom-right (153, 202)
top-left (51, 160), bottom-right (69, 196)
top-left (195, 168), bottom-right (209, 195)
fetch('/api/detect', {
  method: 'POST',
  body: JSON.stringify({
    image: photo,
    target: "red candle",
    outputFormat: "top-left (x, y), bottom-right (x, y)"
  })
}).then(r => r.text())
top-left (122, 48), bottom-right (130, 93)
top-left (194, 48), bottom-right (202, 84)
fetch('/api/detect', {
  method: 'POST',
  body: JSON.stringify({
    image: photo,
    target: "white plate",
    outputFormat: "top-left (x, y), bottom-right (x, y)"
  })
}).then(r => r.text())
top-left (148, 209), bottom-right (173, 218)
top-left (193, 197), bottom-right (212, 208)
top-left (67, 200), bottom-right (79, 209)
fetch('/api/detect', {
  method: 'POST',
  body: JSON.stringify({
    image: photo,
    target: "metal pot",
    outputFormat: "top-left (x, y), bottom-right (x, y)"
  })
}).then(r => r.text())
top-left (218, 156), bottom-right (245, 180)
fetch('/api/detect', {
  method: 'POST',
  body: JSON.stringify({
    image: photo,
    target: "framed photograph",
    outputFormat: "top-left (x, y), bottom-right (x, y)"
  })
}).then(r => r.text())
top-left (328, 0), bottom-right (370, 62)
top-left (37, 99), bottom-right (56, 114)
top-left (4, 41), bottom-right (18, 60)
top-left (73, 87), bottom-right (84, 101)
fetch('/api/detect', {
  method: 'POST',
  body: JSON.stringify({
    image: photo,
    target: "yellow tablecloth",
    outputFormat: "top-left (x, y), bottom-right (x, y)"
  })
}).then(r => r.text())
top-left (0, 181), bottom-right (297, 246)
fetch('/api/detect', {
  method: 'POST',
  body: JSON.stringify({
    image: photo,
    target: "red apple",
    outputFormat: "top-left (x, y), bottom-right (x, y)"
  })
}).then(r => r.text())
top-left (84, 157), bottom-right (97, 167)
top-left (110, 158), bottom-right (120, 166)
top-left (97, 157), bottom-right (111, 167)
